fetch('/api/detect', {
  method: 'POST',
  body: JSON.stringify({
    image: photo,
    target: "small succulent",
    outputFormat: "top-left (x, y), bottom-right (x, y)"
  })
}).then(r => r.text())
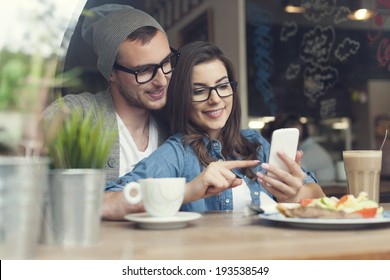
top-left (46, 104), bottom-right (117, 169)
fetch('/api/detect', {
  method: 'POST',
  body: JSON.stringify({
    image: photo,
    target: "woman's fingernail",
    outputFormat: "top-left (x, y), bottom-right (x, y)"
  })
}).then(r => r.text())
top-left (261, 163), bottom-right (269, 169)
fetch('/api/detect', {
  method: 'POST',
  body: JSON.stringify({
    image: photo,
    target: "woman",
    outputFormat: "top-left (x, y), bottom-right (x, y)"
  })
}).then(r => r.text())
top-left (106, 41), bottom-right (324, 211)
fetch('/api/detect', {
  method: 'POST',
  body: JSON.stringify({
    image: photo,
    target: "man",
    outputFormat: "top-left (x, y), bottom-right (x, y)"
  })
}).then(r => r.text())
top-left (44, 4), bottom-right (175, 219)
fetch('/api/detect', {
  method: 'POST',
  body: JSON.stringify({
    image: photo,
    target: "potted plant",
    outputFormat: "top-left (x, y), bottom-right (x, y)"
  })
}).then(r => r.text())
top-left (0, 52), bottom-right (58, 259)
top-left (41, 104), bottom-right (117, 247)
top-left (0, 0), bottom-right (83, 258)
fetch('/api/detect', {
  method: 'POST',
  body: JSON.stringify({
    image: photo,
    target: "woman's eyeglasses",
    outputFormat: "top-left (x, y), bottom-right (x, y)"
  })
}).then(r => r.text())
top-left (192, 81), bottom-right (238, 102)
top-left (113, 47), bottom-right (180, 84)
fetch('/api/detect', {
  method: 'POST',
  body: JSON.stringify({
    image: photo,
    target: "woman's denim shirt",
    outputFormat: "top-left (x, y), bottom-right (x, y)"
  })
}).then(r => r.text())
top-left (105, 129), bottom-right (317, 212)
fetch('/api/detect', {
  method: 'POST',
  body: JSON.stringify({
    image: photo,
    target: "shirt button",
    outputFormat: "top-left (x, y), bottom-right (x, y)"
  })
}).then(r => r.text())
top-left (213, 143), bottom-right (218, 147)
top-left (107, 158), bottom-right (117, 168)
top-left (225, 199), bottom-right (230, 204)
top-left (254, 191), bottom-right (259, 196)
top-left (117, 180), bottom-right (123, 185)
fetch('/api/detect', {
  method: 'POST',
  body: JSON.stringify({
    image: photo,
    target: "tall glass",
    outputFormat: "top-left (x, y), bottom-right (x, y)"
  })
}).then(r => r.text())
top-left (342, 150), bottom-right (382, 203)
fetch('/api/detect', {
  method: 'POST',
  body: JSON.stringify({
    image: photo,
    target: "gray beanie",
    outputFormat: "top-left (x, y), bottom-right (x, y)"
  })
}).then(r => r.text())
top-left (81, 4), bottom-right (166, 80)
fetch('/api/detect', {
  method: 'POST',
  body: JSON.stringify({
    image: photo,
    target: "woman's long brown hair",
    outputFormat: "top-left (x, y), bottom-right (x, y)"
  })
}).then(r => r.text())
top-left (166, 41), bottom-right (260, 179)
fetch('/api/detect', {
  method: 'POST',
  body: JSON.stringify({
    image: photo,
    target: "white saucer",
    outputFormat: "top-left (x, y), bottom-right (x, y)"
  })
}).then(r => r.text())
top-left (124, 212), bottom-right (202, 230)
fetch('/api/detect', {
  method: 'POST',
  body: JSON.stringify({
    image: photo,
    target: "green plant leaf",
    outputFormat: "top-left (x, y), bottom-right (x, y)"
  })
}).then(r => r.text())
top-left (46, 100), bottom-right (117, 169)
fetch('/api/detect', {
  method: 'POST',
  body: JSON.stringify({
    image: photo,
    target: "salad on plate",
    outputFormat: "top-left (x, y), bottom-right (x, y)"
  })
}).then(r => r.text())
top-left (277, 192), bottom-right (383, 219)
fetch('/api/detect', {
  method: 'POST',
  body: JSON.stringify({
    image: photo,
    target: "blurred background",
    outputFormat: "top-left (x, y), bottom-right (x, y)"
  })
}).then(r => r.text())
top-left (2, 0), bottom-right (390, 183)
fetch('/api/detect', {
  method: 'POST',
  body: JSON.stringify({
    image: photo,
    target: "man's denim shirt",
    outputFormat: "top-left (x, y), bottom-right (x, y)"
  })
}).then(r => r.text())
top-left (105, 129), bottom-right (318, 212)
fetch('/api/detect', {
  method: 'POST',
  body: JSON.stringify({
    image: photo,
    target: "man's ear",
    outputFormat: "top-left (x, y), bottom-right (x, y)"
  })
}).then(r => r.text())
top-left (109, 71), bottom-right (115, 83)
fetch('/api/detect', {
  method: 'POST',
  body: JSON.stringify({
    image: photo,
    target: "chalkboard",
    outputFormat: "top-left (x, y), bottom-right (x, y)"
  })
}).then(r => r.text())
top-left (246, 0), bottom-right (390, 119)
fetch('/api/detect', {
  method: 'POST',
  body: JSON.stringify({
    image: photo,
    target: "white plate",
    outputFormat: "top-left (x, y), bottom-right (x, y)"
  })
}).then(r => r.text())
top-left (124, 212), bottom-right (202, 230)
top-left (258, 210), bottom-right (390, 230)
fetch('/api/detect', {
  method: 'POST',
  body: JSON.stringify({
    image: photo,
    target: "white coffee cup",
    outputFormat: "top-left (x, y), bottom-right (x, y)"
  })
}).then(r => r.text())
top-left (123, 178), bottom-right (185, 217)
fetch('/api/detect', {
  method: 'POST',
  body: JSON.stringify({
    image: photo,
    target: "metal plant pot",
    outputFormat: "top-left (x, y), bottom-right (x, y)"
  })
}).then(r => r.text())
top-left (41, 169), bottom-right (106, 247)
top-left (0, 156), bottom-right (49, 259)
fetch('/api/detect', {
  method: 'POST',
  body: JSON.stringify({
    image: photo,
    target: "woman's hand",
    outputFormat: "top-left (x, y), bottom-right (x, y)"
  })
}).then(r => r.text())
top-left (183, 160), bottom-right (260, 203)
top-left (256, 150), bottom-right (324, 202)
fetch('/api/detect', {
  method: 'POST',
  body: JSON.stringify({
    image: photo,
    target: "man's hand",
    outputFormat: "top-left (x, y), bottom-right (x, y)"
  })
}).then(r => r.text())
top-left (102, 192), bottom-right (145, 221)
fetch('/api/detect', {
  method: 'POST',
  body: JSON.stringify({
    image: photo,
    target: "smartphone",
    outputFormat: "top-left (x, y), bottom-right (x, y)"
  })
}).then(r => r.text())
top-left (267, 128), bottom-right (299, 177)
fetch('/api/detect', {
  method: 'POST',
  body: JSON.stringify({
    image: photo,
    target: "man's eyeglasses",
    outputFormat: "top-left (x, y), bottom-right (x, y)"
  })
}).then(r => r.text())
top-left (113, 47), bottom-right (180, 84)
top-left (192, 81), bottom-right (238, 102)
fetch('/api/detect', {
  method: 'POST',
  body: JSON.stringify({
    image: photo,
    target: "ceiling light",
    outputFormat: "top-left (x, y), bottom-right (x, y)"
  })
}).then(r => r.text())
top-left (283, 0), bottom-right (305, 13)
top-left (285, 5), bottom-right (305, 13)
top-left (348, 8), bottom-right (374, 20)
top-left (348, 0), bottom-right (375, 21)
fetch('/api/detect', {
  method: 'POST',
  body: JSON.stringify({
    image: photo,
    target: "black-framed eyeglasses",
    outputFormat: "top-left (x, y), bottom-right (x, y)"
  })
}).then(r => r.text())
top-left (113, 47), bottom-right (180, 84)
top-left (192, 81), bottom-right (238, 102)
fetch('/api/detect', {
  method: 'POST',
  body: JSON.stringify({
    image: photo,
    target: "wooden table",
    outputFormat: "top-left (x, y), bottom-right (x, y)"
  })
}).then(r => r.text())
top-left (35, 204), bottom-right (390, 260)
